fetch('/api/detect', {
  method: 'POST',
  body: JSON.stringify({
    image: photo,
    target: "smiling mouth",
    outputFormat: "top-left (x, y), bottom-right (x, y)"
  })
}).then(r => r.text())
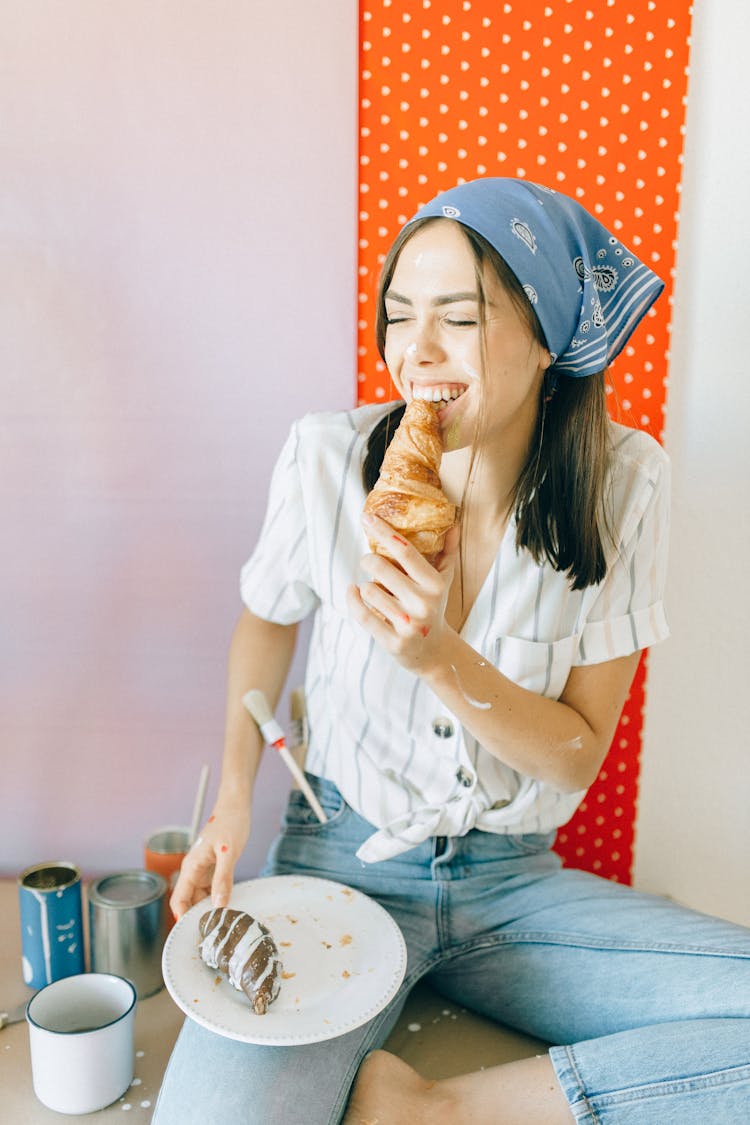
top-left (410, 382), bottom-right (468, 404)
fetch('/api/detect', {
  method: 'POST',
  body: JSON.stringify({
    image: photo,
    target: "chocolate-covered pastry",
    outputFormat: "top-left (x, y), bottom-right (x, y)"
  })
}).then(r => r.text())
top-left (198, 907), bottom-right (282, 1015)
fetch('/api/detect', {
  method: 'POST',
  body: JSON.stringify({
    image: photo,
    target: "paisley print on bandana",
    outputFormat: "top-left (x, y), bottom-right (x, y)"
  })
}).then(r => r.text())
top-left (406, 178), bottom-right (665, 379)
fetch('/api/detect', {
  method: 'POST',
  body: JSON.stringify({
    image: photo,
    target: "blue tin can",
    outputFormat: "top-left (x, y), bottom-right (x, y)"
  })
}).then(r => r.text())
top-left (18, 861), bottom-right (85, 989)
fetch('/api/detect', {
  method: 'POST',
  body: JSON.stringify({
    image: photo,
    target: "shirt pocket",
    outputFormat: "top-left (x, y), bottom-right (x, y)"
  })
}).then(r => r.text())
top-left (493, 633), bottom-right (579, 699)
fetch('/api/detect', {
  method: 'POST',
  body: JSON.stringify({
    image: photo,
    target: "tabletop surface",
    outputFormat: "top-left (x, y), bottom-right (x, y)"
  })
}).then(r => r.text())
top-left (1, 875), bottom-right (544, 1122)
top-left (1, 878), bottom-right (185, 1123)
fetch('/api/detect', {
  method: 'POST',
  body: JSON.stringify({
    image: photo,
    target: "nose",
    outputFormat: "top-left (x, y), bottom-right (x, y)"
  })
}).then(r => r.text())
top-left (407, 321), bottom-right (444, 364)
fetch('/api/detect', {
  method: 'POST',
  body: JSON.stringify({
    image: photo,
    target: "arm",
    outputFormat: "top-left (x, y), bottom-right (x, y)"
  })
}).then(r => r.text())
top-left (170, 608), bottom-right (298, 919)
top-left (348, 513), bottom-right (638, 794)
top-left (421, 630), bottom-right (639, 792)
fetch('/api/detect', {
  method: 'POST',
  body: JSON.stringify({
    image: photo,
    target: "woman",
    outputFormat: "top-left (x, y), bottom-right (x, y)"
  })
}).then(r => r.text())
top-left (154, 179), bottom-right (750, 1124)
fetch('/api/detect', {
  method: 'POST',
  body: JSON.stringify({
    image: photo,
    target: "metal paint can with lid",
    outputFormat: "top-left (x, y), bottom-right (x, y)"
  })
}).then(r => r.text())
top-left (88, 870), bottom-right (168, 998)
top-left (18, 861), bottom-right (86, 989)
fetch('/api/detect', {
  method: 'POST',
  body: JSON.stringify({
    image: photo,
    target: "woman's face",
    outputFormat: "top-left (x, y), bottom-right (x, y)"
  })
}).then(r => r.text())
top-left (383, 221), bottom-right (551, 452)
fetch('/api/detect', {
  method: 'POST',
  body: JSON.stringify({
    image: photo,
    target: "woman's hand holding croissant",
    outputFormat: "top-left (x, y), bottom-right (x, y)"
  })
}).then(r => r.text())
top-left (347, 512), bottom-right (460, 675)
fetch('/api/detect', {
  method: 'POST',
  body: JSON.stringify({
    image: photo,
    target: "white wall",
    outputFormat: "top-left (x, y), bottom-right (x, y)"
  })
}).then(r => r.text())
top-left (633, 0), bottom-right (750, 927)
top-left (1, 1), bottom-right (358, 877)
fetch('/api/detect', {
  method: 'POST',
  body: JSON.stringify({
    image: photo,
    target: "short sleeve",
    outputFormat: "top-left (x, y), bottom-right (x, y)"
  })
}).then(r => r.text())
top-left (239, 422), bottom-right (320, 624)
top-left (577, 446), bottom-right (671, 665)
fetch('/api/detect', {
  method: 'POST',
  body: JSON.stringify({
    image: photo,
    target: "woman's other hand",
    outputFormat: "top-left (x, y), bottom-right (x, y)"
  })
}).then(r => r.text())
top-left (169, 797), bottom-right (251, 921)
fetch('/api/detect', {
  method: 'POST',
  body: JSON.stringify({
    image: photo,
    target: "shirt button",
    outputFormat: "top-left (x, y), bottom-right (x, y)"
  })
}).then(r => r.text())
top-left (456, 766), bottom-right (474, 788)
top-left (432, 717), bottom-right (454, 739)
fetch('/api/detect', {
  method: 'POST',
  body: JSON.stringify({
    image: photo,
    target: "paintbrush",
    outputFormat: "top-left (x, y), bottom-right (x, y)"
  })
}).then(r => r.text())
top-left (288, 686), bottom-right (308, 777)
top-left (242, 689), bottom-right (327, 823)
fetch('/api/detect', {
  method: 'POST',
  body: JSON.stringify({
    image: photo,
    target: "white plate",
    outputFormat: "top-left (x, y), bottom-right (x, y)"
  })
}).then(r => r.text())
top-left (162, 875), bottom-right (407, 1045)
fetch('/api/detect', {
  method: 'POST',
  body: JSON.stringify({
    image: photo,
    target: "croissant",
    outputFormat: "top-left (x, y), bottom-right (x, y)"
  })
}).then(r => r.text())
top-left (363, 399), bottom-right (456, 563)
top-left (198, 907), bottom-right (282, 1015)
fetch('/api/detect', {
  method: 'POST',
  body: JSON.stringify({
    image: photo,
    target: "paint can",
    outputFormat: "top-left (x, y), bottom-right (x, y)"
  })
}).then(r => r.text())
top-left (144, 826), bottom-right (191, 883)
top-left (88, 870), bottom-right (168, 998)
top-left (18, 861), bottom-right (86, 989)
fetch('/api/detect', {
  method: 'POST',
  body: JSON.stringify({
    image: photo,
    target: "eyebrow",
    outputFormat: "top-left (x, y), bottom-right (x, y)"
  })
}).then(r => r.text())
top-left (384, 289), bottom-right (480, 307)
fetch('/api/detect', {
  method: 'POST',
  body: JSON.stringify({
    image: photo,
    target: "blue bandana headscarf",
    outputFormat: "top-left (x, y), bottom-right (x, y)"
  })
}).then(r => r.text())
top-left (406, 178), bottom-right (664, 379)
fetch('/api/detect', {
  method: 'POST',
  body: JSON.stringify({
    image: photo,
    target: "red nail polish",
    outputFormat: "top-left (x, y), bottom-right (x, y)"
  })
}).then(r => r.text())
top-left (208, 815), bottom-right (215, 823)
top-left (421, 625), bottom-right (430, 637)
top-left (402, 613), bottom-right (411, 624)
top-left (220, 844), bottom-right (228, 853)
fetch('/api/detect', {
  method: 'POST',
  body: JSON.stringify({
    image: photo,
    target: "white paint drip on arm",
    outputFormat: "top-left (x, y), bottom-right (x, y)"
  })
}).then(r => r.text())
top-left (557, 736), bottom-right (584, 752)
top-left (450, 663), bottom-right (492, 710)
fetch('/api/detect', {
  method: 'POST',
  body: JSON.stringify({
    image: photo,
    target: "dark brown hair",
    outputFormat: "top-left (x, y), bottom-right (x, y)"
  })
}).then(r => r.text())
top-left (363, 218), bottom-right (613, 591)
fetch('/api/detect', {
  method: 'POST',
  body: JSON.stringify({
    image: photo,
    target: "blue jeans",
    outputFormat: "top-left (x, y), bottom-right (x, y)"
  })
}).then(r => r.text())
top-left (153, 777), bottom-right (750, 1124)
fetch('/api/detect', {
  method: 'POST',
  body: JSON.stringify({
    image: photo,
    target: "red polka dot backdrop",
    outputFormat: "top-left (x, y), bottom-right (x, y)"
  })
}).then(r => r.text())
top-left (357, 0), bottom-right (693, 883)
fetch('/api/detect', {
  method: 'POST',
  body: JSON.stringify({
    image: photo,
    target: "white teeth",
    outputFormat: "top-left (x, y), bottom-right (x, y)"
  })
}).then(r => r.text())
top-left (412, 385), bottom-right (466, 402)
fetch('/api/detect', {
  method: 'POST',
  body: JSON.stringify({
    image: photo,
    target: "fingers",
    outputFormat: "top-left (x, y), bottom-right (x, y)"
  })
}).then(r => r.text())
top-left (210, 840), bottom-right (238, 909)
top-left (352, 514), bottom-right (457, 671)
top-left (169, 835), bottom-right (235, 919)
top-left (169, 847), bottom-right (213, 920)
top-left (361, 513), bottom-right (440, 582)
top-left (346, 583), bottom-right (399, 645)
top-left (170, 872), bottom-right (205, 921)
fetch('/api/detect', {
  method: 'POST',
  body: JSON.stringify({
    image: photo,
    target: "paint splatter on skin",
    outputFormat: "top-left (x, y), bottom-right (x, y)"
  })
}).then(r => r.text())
top-left (558, 736), bottom-right (584, 752)
top-left (443, 415), bottom-right (462, 450)
top-left (450, 664), bottom-right (492, 710)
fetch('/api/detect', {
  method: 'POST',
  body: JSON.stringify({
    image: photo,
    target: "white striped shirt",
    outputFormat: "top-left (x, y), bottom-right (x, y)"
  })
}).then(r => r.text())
top-left (240, 403), bottom-right (670, 863)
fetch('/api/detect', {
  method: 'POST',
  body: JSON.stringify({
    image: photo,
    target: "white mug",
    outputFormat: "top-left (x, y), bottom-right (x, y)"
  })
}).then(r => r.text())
top-left (27, 972), bottom-right (136, 1114)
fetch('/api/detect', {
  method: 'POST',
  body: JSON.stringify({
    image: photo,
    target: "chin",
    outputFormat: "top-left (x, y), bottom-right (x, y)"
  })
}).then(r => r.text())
top-left (441, 417), bottom-right (470, 452)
